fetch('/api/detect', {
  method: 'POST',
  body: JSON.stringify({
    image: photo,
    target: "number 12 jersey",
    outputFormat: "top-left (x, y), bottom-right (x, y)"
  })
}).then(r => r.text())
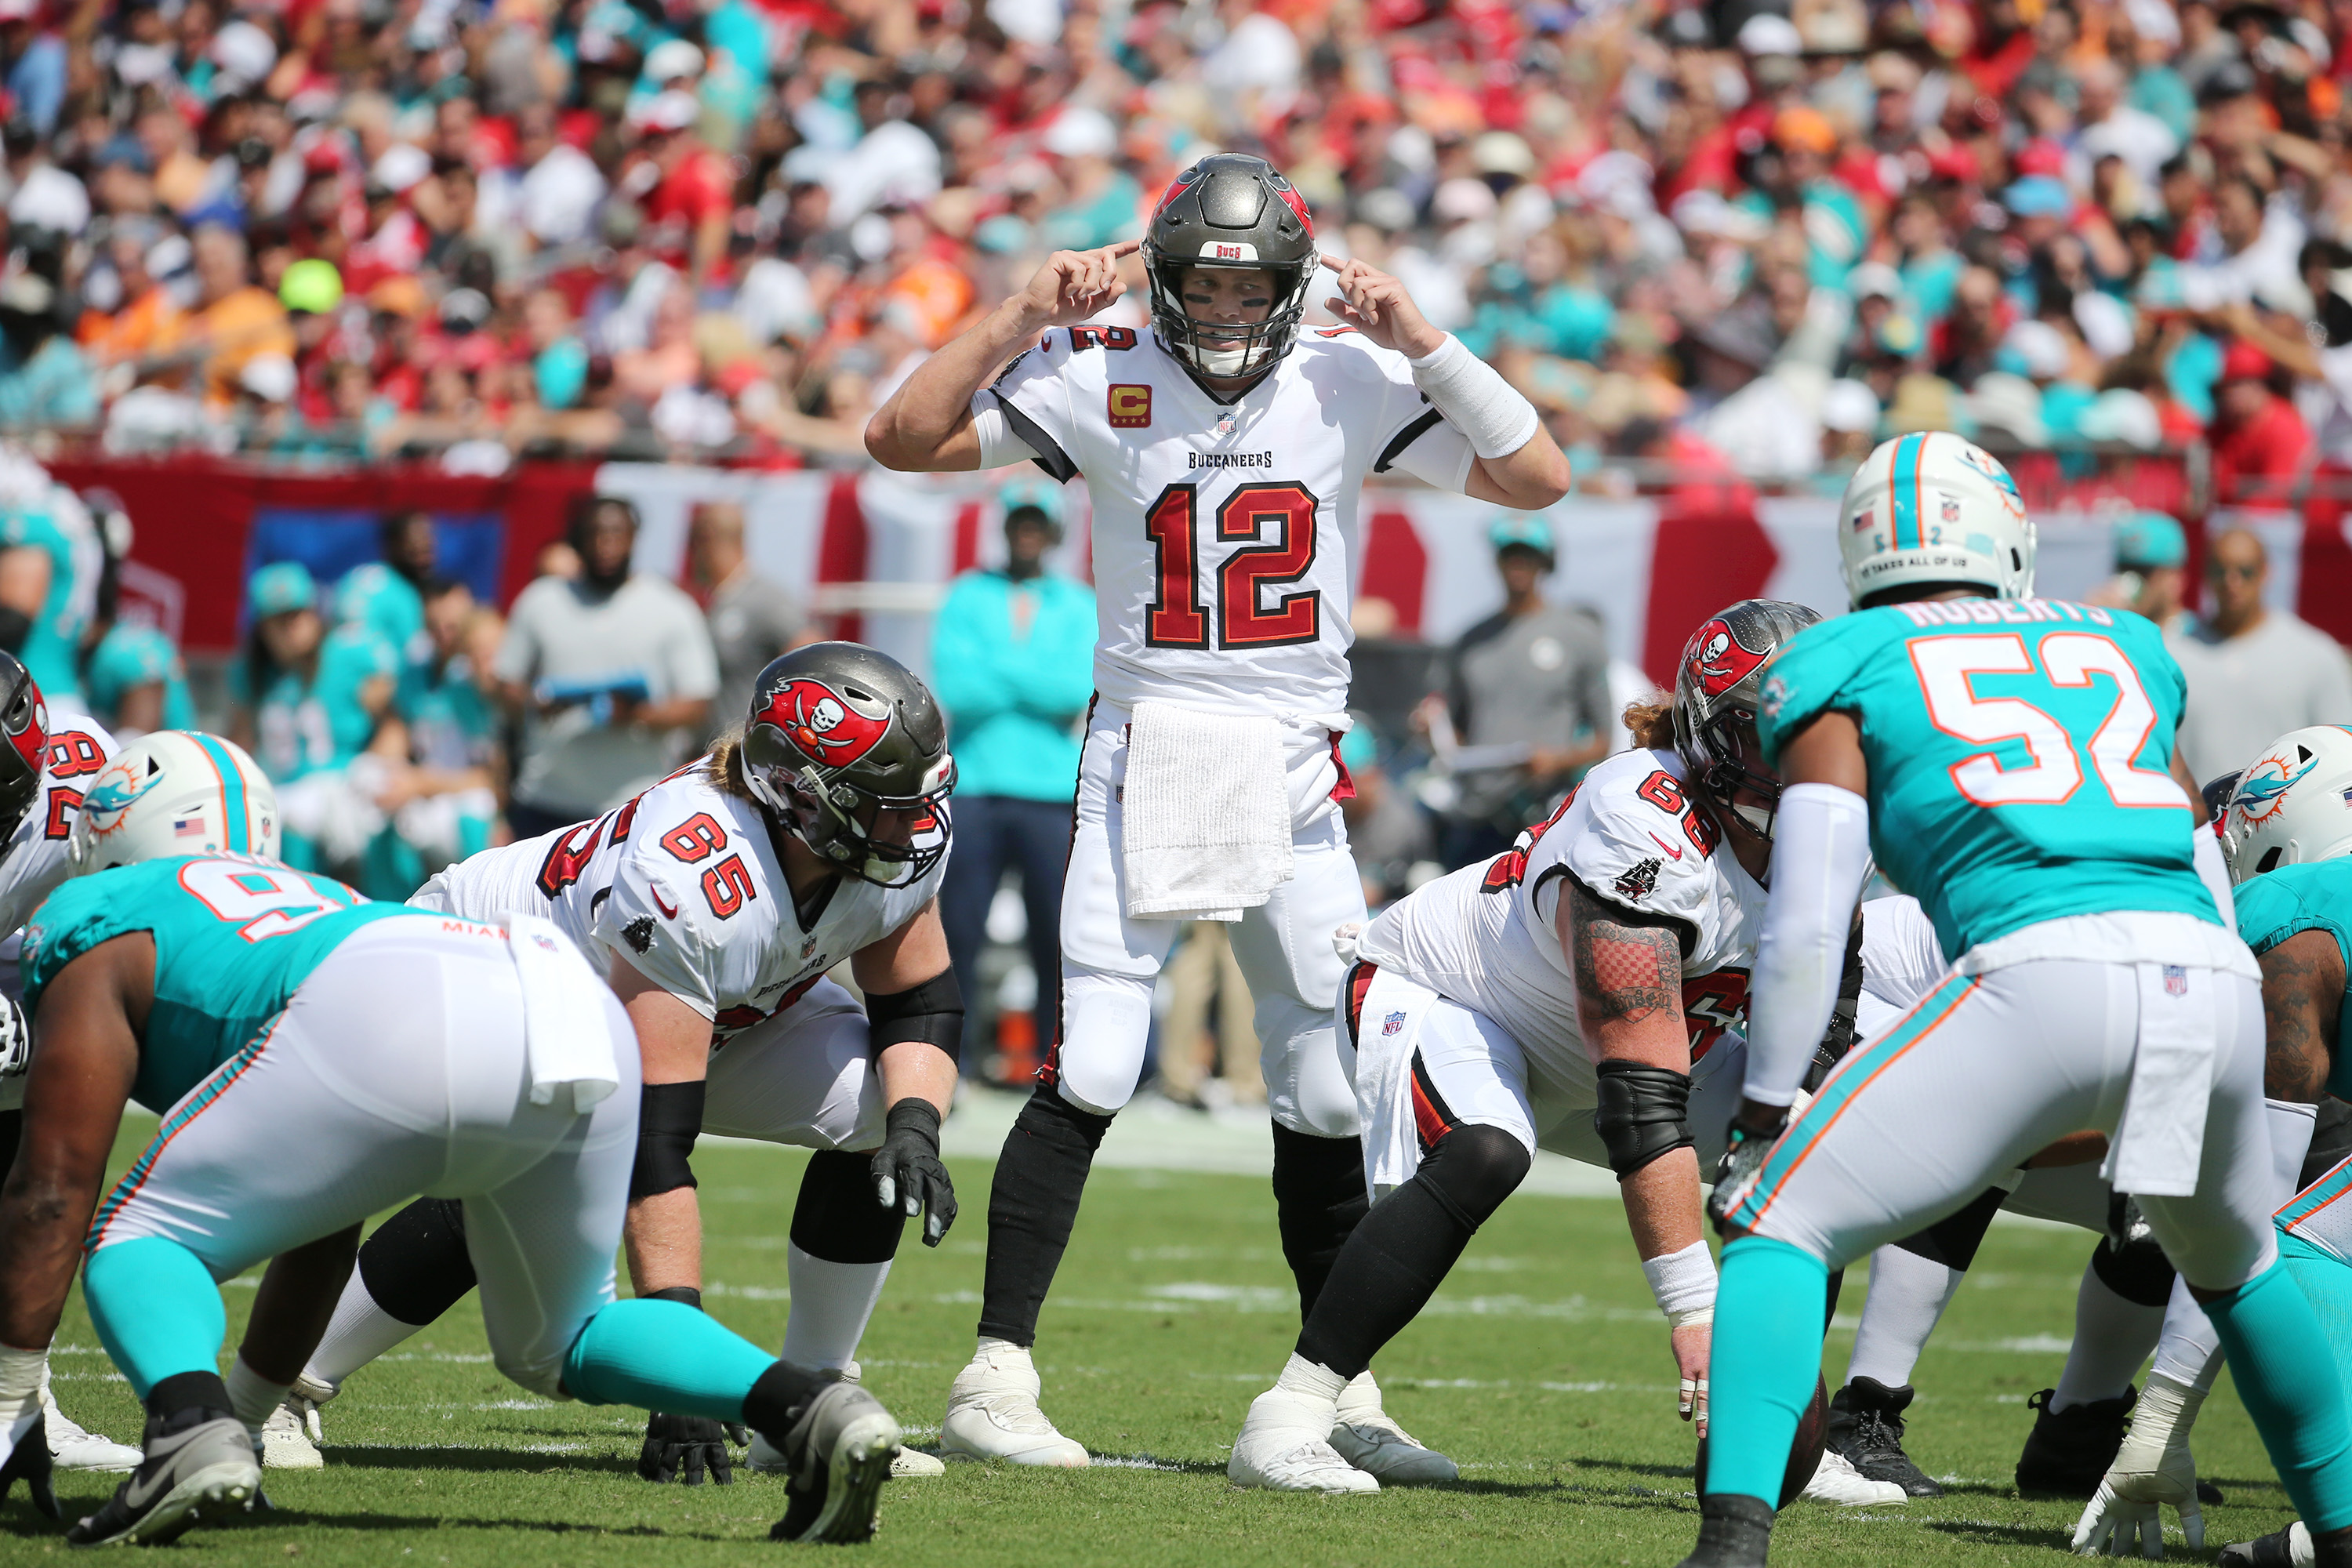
top-left (984, 324), bottom-right (1479, 717)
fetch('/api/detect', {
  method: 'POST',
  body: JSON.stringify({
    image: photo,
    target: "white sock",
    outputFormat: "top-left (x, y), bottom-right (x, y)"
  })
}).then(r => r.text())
top-left (1846, 1246), bottom-right (1965, 1388)
top-left (2148, 1273), bottom-right (2224, 1392)
top-left (302, 1274), bottom-right (426, 1393)
top-left (2051, 1266), bottom-right (2165, 1411)
top-left (779, 1245), bottom-right (891, 1370)
top-left (225, 1356), bottom-right (290, 1433)
top-left (1273, 1352), bottom-right (1348, 1422)
top-left (975, 1335), bottom-right (1031, 1366)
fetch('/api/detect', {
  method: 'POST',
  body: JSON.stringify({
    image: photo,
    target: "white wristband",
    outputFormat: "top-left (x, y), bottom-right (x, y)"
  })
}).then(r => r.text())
top-left (1642, 1239), bottom-right (1718, 1320)
top-left (1406, 333), bottom-right (1541, 460)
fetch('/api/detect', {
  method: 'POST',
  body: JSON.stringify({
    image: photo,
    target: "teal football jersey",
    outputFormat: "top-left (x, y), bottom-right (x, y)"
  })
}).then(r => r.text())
top-left (2233, 858), bottom-right (2352, 1099)
top-left (22, 855), bottom-right (420, 1114)
top-left (0, 503), bottom-right (88, 701)
top-left (1756, 598), bottom-right (2216, 956)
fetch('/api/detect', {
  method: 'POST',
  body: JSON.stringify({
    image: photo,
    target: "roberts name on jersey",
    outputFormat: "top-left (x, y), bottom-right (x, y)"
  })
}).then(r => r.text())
top-left (1356, 748), bottom-right (1766, 1104)
top-left (984, 323), bottom-right (1478, 717)
top-left (416, 762), bottom-right (944, 1041)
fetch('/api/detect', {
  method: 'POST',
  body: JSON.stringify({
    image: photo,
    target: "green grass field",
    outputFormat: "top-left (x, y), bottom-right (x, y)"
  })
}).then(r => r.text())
top-left (3, 1116), bottom-right (2296, 1565)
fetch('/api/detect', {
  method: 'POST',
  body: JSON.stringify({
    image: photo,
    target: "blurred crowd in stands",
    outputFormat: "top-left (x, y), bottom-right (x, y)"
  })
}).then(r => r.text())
top-left (0, 0), bottom-right (2344, 495)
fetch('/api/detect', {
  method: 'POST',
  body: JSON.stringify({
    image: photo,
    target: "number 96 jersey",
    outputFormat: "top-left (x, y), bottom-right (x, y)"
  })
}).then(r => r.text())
top-left (983, 324), bottom-right (1479, 717)
top-left (412, 762), bottom-right (947, 1042)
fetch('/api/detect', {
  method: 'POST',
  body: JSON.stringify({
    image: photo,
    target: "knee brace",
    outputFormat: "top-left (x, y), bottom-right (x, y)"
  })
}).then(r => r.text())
top-left (1416, 1123), bottom-right (1532, 1232)
top-left (1892, 1184), bottom-right (2005, 1272)
top-left (355, 1196), bottom-right (477, 1327)
top-left (1052, 971), bottom-right (1152, 1116)
top-left (2092, 1232), bottom-right (2180, 1309)
top-left (1593, 1060), bottom-right (1693, 1179)
top-left (630, 1080), bottom-right (706, 1203)
top-left (789, 1149), bottom-right (906, 1265)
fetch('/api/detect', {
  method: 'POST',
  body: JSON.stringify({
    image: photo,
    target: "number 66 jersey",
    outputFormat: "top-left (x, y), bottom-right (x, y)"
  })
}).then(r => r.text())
top-left (981, 323), bottom-right (1479, 717)
top-left (413, 760), bottom-right (947, 1042)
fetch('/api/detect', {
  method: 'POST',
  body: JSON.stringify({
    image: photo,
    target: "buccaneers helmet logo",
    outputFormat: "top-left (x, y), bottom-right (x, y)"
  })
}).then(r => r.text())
top-left (1686, 618), bottom-right (1768, 697)
top-left (759, 680), bottom-right (891, 768)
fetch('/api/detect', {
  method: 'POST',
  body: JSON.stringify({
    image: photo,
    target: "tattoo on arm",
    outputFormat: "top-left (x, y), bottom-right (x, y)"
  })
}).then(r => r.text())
top-left (1568, 877), bottom-right (1686, 1026)
top-left (2259, 931), bottom-right (2345, 1105)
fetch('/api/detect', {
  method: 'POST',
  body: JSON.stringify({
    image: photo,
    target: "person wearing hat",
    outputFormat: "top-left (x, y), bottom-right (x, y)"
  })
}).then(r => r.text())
top-left (929, 477), bottom-right (1095, 1080)
top-left (684, 497), bottom-right (804, 737)
top-left (1428, 514), bottom-right (1613, 868)
top-left (2210, 336), bottom-right (2314, 505)
top-left (227, 560), bottom-right (403, 873)
top-left (2085, 510), bottom-right (2194, 631)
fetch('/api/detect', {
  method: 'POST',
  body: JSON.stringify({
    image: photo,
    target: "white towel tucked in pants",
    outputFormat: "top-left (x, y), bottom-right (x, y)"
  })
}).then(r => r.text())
top-left (1120, 701), bottom-right (1293, 921)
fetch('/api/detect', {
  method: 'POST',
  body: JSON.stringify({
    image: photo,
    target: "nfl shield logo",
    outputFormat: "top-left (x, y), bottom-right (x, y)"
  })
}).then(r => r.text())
top-left (2163, 965), bottom-right (2187, 996)
top-left (1941, 495), bottom-right (1960, 523)
top-left (1381, 1011), bottom-right (1407, 1036)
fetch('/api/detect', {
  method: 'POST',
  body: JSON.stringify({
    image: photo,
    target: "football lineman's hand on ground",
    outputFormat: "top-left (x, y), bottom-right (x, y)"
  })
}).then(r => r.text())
top-left (2073, 1468), bottom-right (2202, 1558)
top-left (1014, 240), bottom-right (1141, 333)
top-left (1319, 255), bottom-right (1446, 358)
top-left (637, 1411), bottom-right (737, 1486)
top-left (0, 1404), bottom-right (59, 1519)
top-left (1670, 1319), bottom-right (1710, 1438)
top-left (872, 1098), bottom-right (956, 1245)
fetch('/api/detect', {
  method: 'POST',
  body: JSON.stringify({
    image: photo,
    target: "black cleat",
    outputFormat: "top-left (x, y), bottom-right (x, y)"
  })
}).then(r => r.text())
top-left (2016, 1386), bottom-right (2133, 1497)
top-left (1679, 1493), bottom-right (1776, 1568)
top-left (66, 1409), bottom-right (259, 1546)
top-left (2218, 1522), bottom-right (2306, 1566)
top-left (767, 1379), bottom-right (902, 1544)
top-left (1828, 1378), bottom-right (1941, 1497)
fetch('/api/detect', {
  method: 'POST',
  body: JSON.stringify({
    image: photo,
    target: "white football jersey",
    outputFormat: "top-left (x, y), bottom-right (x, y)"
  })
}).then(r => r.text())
top-left (985, 325), bottom-right (1478, 717)
top-left (1857, 892), bottom-right (1949, 1040)
top-left (412, 762), bottom-right (945, 1041)
top-left (1356, 748), bottom-right (1765, 1103)
top-left (0, 717), bottom-right (116, 1108)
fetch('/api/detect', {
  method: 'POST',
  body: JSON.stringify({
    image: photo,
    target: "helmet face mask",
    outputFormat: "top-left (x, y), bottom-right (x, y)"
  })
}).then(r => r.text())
top-left (1143, 154), bottom-right (1318, 382)
top-left (1671, 600), bottom-right (1825, 844)
top-left (740, 644), bottom-right (955, 891)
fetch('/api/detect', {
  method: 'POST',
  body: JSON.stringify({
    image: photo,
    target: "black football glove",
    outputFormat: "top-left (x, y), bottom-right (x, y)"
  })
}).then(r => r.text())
top-left (0, 1405), bottom-right (60, 1520)
top-left (871, 1098), bottom-right (956, 1246)
top-left (1707, 1107), bottom-right (1791, 1236)
top-left (637, 1411), bottom-right (739, 1486)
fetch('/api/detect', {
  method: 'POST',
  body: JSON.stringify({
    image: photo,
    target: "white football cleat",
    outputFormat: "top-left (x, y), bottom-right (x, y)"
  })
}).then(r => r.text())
top-left (1328, 1371), bottom-right (1456, 1484)
top-left (1802, 1448), bottom-right (1906, 1507)
top-left (940, 1340), bottom-right (1089, 1467)
top-left (41, 1386), bottom-right (141, 1472)
top-left (256, 1399), bottom-right (324, 1470)
top-left (750, 1430), bottom-right (944, 1479)
top-left (1229, 1387), bottom-right (1379, 1494)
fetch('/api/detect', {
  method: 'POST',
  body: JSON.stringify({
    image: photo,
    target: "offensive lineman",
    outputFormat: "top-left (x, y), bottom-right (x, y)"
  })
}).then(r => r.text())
top-left (268, 645), bottom-right (964, 1484)
top-left (1685, 433), bottom-right (2352, 1567)
top-left (866, 151), bottom-right (1571, 1469)
top-left (0, 733), bottom-right (903, 1545)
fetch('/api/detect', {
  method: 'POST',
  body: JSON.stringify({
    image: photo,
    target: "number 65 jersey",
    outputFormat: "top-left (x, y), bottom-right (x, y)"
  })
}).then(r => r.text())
top-left (1354, 747), bottom-right (1766, 1107)
top-left (413, 760), bottom-right (947, 1042)
top-left (982, 324), bottom-right (1479, 717)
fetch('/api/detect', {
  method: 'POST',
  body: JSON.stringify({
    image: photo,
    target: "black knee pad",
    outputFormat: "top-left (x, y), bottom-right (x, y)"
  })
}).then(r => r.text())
top-left (1893, 1184), bottom-right (2006, 1272)
top-left (1415, 1123), bottom-right (1532, 1232)
top-left (1592, 1060), bottom-right (1693, 1179)
top-left (630, 1080), bottom-right (706, 1202)
top-left (0, 1108), bottom-right (19, 1174)
top-left (2091, 1232), bottom-right (2178, 1308)
top-left (789, 1149), bottom-right (906, 1265)
top-left (356, 1196), bottom-right (477, 1327)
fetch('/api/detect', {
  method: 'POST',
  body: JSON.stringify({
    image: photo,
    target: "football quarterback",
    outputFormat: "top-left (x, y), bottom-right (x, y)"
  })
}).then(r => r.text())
top-left (867, 151), bottom-right (1571, 1471)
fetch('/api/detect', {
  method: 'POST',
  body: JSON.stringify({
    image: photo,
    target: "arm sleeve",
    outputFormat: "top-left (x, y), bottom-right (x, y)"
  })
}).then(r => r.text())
top-left (981, 336), bottom-right (1080, 483)
top-left (1745, 782), bottom-right (1874, 1107)
top-left (592, 853), bottom-right (721, 1020)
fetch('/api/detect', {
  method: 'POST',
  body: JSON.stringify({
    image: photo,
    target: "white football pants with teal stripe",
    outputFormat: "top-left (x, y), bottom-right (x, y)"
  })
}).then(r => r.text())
top-left (85, 918), bottom-right (640, 1399)
top-left (1728, 954), bottom-right (2275, 1287)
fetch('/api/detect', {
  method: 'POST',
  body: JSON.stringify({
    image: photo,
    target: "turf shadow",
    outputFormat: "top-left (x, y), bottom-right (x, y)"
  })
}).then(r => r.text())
top-left (321, 1444), bottom-right (639, 1475)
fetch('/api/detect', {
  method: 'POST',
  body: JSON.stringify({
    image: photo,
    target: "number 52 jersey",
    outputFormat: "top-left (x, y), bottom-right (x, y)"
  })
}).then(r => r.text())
top-left (984, 325), bottom-right (1479, 717)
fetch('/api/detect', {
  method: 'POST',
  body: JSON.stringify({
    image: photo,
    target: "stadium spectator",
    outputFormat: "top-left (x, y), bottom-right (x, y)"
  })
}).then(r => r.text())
top-left (171, 224), bottom-right (296, 410)
top-left (2086, 511), bottom-right (2194, 633)
top-left (1336, 724), bottom-right (1433, 914)
top-left (82, 616), bottom-right (195, 739)
top-left (365, 577), bottom-right (503, 897)
top-left (334, 510), bottom-right (441, 663)
top-left (929, 479), bottom-right (1094, 1072)
top-left (1429, 514), bottom-right (1614, 869)
top-left (2209, 340), bottom-right (2314, 505)
top-left (2170, 526), bottom-right (2352, 781)
top-left (492, 495), bottom-right (717, 838)
top-left (686, 499), bottom-right (803, 739)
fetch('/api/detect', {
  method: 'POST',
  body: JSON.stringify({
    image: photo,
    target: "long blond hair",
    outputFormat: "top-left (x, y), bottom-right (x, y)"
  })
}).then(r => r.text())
top-left (1622, 693), bottom-right (1676, 751)
top-left (702, 727), bottom-right (757, 800)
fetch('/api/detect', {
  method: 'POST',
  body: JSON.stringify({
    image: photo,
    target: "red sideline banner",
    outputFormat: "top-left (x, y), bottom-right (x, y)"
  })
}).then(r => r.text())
top-left (49, 456), bottom-right (2342, 676)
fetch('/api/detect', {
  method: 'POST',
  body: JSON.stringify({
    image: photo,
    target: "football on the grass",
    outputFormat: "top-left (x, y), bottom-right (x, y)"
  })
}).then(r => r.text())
top-left (1693, 1373), bottom-right (1831, 1508)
